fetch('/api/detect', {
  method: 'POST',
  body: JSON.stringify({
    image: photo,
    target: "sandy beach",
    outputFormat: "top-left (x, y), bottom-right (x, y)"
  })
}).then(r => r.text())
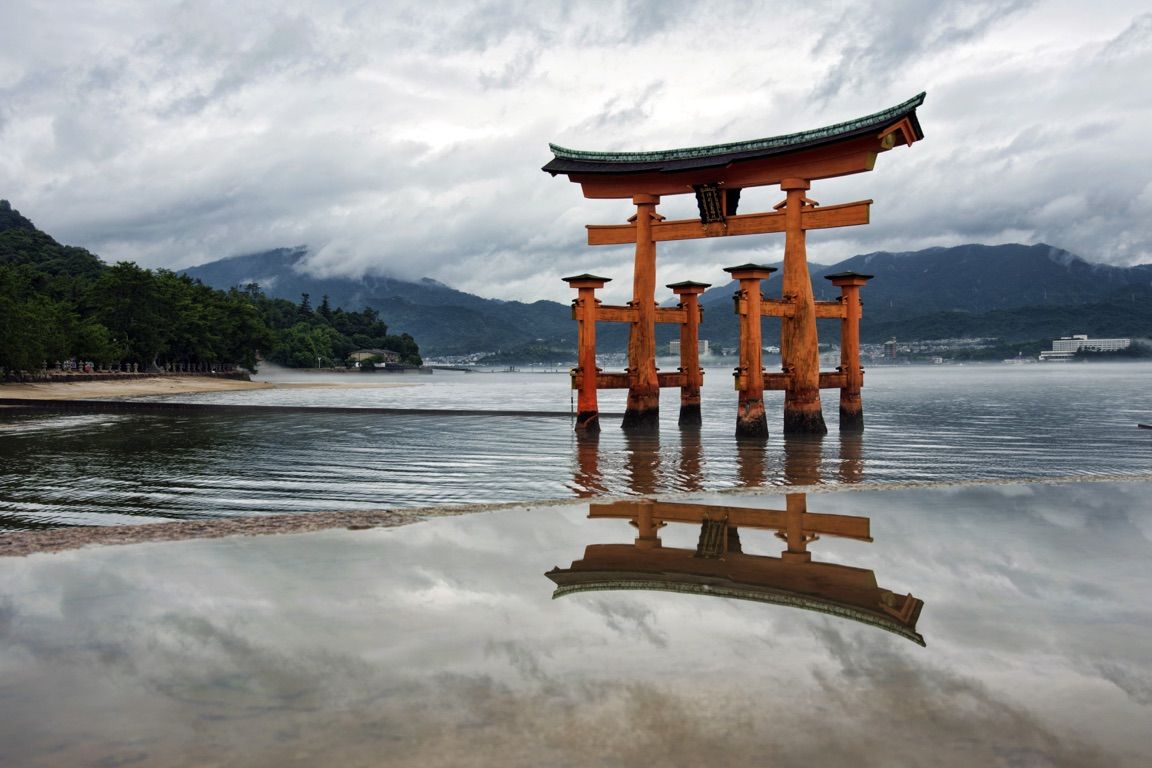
top-left (0, 375), bottom-right (273, 400)
top-left (0, 374), bottom-right (421, 400)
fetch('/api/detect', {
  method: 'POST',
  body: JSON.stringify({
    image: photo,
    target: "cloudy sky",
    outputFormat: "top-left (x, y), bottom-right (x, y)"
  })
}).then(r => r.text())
top-left (2, 0), bottom-right (1150, 302)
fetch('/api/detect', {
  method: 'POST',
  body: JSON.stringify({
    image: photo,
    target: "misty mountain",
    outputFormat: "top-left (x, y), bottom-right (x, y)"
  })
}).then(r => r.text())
top-left (0, 200), bottom-right (104, 278)
top-left (696, 243), bottom-right (1152, 346)
top-left (182, 247), bottom-right (583, 355)
top-left (183, 243), bottom-right (1152, 356)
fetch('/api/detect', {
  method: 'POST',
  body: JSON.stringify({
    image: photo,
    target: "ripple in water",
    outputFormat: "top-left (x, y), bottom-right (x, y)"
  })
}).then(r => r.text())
top-left (2, 363), bottom-right (1150, 529)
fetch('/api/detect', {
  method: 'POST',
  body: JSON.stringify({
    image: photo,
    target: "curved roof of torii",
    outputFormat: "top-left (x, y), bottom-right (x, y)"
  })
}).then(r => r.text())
top-left (546, 544), bottom-right (926, 646)
top-left (542, 92), bottom-right (925, 177)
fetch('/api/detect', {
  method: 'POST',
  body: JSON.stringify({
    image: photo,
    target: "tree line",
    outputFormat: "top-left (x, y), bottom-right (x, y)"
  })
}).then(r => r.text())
top-left (0, 200), bottom-right (420, 375)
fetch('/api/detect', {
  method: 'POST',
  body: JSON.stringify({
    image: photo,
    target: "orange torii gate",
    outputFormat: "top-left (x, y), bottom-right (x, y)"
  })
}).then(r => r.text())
top-left (545, 495), bottom-right (925, 646)
top-left (544, 93), bottom-right (926, 435)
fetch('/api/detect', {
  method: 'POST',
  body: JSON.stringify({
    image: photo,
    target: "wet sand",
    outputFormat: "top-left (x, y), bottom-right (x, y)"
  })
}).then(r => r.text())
top-left (0, 498), bottom-right (571, 557)
top-left (0, 375), bottom-right (417, 400)
top-left (5, 474), bottom-right (1149, 558)
top-left (0, 376), bottom-right (272, 400)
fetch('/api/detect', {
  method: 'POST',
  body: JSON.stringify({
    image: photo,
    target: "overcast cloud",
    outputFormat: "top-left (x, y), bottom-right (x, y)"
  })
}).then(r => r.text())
top-left (2, 0), bottom-right (1150, 303)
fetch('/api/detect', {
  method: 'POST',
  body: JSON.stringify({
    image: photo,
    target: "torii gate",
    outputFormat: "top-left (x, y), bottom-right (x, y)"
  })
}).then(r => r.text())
top-left (544, 93), bottom-right (926, 436)
top-left (545, 495), bottom-right (925, 646)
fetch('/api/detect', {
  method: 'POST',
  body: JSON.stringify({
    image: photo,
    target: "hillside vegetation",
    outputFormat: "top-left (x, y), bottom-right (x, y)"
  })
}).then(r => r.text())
top-left (0, 201), bottom-right (420, 375)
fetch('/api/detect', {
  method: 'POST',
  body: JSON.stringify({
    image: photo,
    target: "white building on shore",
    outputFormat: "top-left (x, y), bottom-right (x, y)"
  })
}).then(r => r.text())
top-left (668, 339), bottom-right (711, 357)
top-left (1039, 334), bottom-right (1131, 361)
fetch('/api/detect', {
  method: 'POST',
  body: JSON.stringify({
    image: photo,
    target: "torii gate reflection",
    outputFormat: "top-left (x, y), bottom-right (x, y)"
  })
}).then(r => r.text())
top-left (572, 431), bottom-right (865, 497)
top-left (546, 495), bottom-right (925, 646)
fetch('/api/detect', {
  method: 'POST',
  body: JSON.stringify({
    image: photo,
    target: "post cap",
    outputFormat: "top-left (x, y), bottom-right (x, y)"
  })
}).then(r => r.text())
top-left (823, 271), bottom-right (874, 286)
top-left (562, 273), bottom-right (612, 287)
top-left (666, 280), bottom-right (711, 294)
top-left (723, 263), bottom-right (777, 279)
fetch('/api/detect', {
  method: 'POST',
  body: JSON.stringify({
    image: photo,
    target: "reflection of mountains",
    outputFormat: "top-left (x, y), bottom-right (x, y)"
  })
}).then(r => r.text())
top-left (547, 495), bottom-right (924, 646)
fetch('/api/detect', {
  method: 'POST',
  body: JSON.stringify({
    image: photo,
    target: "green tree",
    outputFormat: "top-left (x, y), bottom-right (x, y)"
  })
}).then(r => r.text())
top-left (270, 322), bottom-right (344, 368)
top-left (89, 262), bottom-right (165, 368)
top-left (0, 265), bottom-right (68, 372)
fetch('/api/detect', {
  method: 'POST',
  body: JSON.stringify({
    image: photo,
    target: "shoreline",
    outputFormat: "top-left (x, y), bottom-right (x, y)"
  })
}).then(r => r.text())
top-left (0, 374), bottom-right (420, 400)
top-left (0, 375), bottom-right (271, 400)
top-left (3, 473), bottom-right (1149, 558)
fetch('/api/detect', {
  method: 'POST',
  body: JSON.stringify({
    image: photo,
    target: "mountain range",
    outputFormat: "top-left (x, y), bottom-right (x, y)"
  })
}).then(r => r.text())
top-left (183, 243), bottom-right (1152, 356)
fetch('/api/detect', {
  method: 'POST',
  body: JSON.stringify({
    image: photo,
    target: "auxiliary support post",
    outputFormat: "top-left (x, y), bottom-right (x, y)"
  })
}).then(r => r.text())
top-left (825, 272), bottom-right (873, 431)
top-left (563, 273), bottom-right (611, 432)
top-left (726, 264), bottom-right (776, 438)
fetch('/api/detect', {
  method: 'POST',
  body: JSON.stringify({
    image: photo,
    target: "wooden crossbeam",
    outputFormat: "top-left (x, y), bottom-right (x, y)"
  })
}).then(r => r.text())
top-left (759, 298), bottom-right (793, 318)
top-left (586, 200), bottom-right (872, 246)
top-left (588, 500), bottom-right (871, 541)
top-left (734, 371), bottom-right (849, 391)
top-left (572, 304), bottom-right (689, 324)
top-left (734, 298), bottom-right (843, 319)
top-left (573, 371), bottom-right (693, 390)
top-left (814, 300), bottom-right (847, 319)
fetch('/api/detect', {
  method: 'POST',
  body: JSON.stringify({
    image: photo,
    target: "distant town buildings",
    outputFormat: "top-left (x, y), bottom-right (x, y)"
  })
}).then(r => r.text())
top-left (668, 339), bottom-right (711, 357)
top-left (349, 349), bottom-right (400, 363)
top-left (1039, 334), bottom-right (1131, 361)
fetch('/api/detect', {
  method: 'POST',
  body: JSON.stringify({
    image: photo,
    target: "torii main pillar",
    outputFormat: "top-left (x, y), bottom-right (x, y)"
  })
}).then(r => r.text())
top-left (779, 178), bottom-right (826, 434)
top-left (623, 194), bottom-right (662, 429)
top-left (543, 92), bottom-right (926, 435)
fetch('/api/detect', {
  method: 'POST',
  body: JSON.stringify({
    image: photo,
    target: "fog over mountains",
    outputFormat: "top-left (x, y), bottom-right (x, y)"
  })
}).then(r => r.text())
top-left (183, 243), bottom-right (1152, 356)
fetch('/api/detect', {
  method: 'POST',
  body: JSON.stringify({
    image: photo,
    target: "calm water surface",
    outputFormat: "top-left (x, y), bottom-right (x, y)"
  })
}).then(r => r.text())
top-left (1, 363), bottom-right (1150, 528)
top-left (0, 482), bottom-right (1149, 766)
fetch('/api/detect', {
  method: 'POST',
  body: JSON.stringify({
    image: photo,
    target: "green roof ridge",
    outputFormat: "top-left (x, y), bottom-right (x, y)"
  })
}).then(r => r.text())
top-left (549, 92), bottom-right (926, 163)
top-left (551, 579), bottom-right (925, 645)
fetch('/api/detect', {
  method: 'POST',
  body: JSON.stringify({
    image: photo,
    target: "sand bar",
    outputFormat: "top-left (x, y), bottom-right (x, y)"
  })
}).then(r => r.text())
top-left (0, 374), bottom-right (422, 400)
top-left (4, 474), bottom-right (1150, 558)
top-left (0, 375), bottom-right (271, 400)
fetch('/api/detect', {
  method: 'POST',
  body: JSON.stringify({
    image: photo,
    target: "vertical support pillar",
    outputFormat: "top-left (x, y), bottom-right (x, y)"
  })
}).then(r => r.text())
top-left (623, 194), bottom-right (662, 431)
top-left (783, 435), bottom-right (823, 486)
top-left (780, 493), bottom-right (813, 563)
top-left (825, 272), bottom-right (873, 431)
top-left (624, 432), bottom-right (660, 495)
top-left (679, 429), bottom-right (704, 492)
top-left (632, 499), bottom-right (664, 550)
top-left (780, 178), bottom-right (827, 435)
top-left (563, 273), bottom-right (611, 432)
top-left (573, 431), bottom-right (606, 495)
top-left (667, 280), bottom-right (710, 427)
top-left (735, 438), bottom-right (766, 487)
top-left (725, 264), bottom-right (776, 438)
top-left (838, 433), bottom-right (863, 484)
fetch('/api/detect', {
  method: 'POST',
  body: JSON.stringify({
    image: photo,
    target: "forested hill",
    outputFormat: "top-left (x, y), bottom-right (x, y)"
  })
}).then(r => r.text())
top-left (0, 200), bottom-right (421, 375)
top-left (187, 241), bottom-right (1152, 357)
top-left (183, 248), bottom-right (577, 356)
top-left (694, 243), bottom-right (1152, 346)
top-left (696, 243), bottom-right (1152, 315)
top-left (0, 200), bottom-right (104, 278)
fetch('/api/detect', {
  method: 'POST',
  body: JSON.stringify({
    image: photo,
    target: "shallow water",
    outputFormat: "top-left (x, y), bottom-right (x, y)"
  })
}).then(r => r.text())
top-left (1, 363), bottom-right (1150, 528)
top-left (0, 481), bottom-right (1149, 766)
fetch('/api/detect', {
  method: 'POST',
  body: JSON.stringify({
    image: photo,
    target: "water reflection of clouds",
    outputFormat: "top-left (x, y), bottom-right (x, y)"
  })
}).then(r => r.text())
top-left (549, 495), bottom-right (925, 645)
top-left (0, 481), bottom-right (1149, 764)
